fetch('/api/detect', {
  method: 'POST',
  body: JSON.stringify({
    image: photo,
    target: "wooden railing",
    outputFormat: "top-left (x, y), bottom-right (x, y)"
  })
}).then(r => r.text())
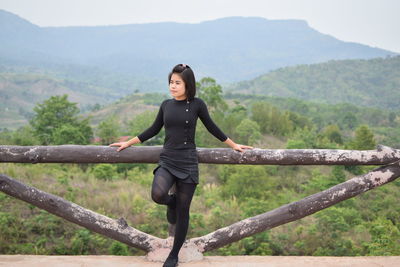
top-left (1, 145), bottom-right (400, 262)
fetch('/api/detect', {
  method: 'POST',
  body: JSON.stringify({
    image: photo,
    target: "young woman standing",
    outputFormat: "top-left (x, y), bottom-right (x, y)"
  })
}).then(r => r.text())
top-left (110, 64), bottom-right (252, 267)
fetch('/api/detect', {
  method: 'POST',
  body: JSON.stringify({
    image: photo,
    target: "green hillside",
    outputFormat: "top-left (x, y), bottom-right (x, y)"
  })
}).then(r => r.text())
top-left (81, 91), bottom-right (399, 147)
top-left (2, 56), bottom-right (399, 130)
top-left (87, 93), bottom-right (168, 127)
top-left (0, 72), bottom-right (119, 129)
top-left (228, 56), bottom-right (400, 110)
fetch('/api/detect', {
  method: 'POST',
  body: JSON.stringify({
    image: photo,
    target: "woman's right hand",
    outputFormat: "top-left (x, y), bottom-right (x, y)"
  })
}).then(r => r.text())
top-left (109, 142), bottom-right (131, 152)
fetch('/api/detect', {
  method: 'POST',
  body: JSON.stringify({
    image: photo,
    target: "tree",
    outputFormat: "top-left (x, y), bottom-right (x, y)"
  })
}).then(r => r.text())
top-left (11, 126), bottom-right (39, 145)
top-left (91, 164), bottom-right (118, 180)
top-left (0, 129), bottom-right (13, 145)
top-left (366, 218), bottom-right (400, 255)
top-left (286, 139), bottom-right (307, 149)
top-left (128, 110), bottom-right (164, 145)
top-left (52, 123), bottom-right (92, 145)
top-left (197, 77), bottom-right (228, 113)
top-left (286, 127), bottom-right (317, 149)
top-left (323, 124), bottom-right (343, 144)
top-left (196, 77), bottom-right (228, 147)
top-left (251, 102), bottom-right (270, 133)
top-left (341, 112), bottom-right (358, 130)
top-left (219, 104), bottom-right (247, 142)
top-left (251, 102), bottom-right (293, 136)
top-left (97, 116), bottom-right (120, 145)
top-left (221, 166), bottom-right (273, 200)
top-left (235, 118), bottom-right (261, 145)
top-left (345, 124), bottom-right (376, 174)
top-left (287, 111), bottom-right (312, 131)
top-left (30, 95), bottom-right (93, 145)
top-left (351, 125), bottom-right (376, 150)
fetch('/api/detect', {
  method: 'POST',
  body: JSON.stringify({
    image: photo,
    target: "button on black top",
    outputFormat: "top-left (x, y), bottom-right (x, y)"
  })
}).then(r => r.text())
top-left (138, 97), bottom-right (228, 149)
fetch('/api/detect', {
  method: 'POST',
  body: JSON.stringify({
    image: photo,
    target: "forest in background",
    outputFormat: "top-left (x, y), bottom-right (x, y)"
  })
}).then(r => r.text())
top-left (1, 76), bottom-right (399, 256)
top-left (227, 56), bottom-right (400, 110)
top-left (1, 56), bottom-right (400, 130)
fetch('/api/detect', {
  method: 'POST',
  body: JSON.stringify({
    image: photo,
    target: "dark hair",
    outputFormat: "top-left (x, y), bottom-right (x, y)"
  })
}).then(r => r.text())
top-left (168, 64), bottom-right (196, 100)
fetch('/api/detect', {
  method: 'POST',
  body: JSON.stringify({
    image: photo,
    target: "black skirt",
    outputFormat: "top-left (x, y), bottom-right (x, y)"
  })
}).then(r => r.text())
top-left (153, 148), bottom-right (199, 184)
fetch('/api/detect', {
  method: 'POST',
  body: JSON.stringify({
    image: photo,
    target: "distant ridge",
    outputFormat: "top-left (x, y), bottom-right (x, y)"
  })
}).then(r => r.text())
top-left (0, 9), bottom-right (396, 85)
top-left (227, 56), bottom-right (400, 110)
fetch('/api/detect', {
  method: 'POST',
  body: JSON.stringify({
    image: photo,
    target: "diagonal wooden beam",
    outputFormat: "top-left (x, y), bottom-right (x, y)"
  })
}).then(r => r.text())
top-left (186, 160), bottom-right (400, 252)
top-left (1, 161), bottom-right (400, 260)
top-left (0, 174), bottom-right (163, 252)
top-left (0, 145), bottom-right (399, 165)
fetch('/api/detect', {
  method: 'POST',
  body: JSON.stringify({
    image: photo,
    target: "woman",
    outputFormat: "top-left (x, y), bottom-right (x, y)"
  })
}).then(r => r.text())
top-left (110, 64), bottom-right (252, 267)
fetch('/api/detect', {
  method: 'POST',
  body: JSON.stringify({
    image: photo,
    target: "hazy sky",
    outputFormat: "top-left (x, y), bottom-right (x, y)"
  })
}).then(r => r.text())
top-left (1, 0), bottom-right (399, 53)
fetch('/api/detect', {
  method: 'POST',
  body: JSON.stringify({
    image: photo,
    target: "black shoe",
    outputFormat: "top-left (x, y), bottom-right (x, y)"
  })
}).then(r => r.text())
top-left (163, 256), bottom-right (178, 267)
top-left (167, 204), bottom-right (177, 224)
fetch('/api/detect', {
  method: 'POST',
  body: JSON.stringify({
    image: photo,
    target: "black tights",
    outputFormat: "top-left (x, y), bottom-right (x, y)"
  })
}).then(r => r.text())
top-left (151, 167), bottom-right (197, 258)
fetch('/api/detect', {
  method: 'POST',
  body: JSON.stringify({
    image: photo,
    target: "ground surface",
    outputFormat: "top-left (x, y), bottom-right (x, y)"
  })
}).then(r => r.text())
top-left (1, 255), bottom-right (399, 267)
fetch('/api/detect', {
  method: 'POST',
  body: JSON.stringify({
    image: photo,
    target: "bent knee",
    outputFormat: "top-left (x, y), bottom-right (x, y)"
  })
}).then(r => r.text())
top-left (151, 190), bottom-right (166, 204)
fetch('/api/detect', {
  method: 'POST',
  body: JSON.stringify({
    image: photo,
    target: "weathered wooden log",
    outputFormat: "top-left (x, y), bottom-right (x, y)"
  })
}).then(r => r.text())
top-left (187, 160), bottom-right (400, 252)
top-left (0, 174), bottom-right (162, 252)
top-left (1, 145), bottom-right (399, 165)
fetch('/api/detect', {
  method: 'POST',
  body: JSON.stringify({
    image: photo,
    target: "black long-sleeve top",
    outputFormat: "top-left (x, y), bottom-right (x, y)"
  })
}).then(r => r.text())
top-left (138, 97), bottom-right (228, 149)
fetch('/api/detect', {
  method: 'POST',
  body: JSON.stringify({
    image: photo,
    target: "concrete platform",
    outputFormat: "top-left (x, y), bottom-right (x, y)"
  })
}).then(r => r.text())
top-left (1, 255), bottom-right (400, 267)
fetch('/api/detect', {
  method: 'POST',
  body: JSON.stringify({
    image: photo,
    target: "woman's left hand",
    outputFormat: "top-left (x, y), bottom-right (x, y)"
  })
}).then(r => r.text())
top-left (232, 144), bottom-right (253, 152)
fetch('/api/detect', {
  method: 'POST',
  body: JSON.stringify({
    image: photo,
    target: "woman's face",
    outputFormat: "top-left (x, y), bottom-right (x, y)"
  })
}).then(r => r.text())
top-left (169, 73), bottom-right (186, 100)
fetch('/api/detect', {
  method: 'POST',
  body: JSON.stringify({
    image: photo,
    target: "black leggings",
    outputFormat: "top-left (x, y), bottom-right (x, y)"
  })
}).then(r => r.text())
top-left (151, 167), bottom-right (197, 258)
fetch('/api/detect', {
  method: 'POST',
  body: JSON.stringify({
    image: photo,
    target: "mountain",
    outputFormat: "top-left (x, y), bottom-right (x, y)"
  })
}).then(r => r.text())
top-left (227, 56), bottom-right (400, 110)
top-left (0, 9), bottom-right (396, 86)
